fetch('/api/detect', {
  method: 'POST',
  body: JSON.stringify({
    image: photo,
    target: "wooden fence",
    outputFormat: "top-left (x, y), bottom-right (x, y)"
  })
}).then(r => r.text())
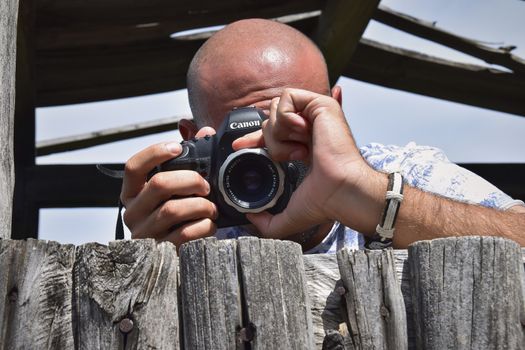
top-left (0, 236), bottom-right (524, 349)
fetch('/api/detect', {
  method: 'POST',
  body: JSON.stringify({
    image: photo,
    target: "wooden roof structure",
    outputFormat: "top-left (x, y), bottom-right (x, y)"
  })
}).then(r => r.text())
top-left (4, 0), bottom-right (525, 238)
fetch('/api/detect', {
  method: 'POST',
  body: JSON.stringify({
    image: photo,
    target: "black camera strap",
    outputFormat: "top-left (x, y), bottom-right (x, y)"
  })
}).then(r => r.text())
top-left (96, 164), bottom-right (125, 240)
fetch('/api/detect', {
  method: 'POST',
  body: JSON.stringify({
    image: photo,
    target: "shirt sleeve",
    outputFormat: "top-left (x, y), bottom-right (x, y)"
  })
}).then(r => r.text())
top-left (361, 142), bottom-right (524, 210)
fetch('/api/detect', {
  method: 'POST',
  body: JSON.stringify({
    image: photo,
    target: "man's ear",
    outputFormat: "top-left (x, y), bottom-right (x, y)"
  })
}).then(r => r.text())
top-left (179, 119), bottom-right (199, 140)
top-left (331, 85), bottom-right (343, 106)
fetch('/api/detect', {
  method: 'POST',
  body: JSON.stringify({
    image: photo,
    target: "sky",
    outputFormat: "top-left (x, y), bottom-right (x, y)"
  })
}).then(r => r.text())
top-left (36, 0), bottom-right (525, 245)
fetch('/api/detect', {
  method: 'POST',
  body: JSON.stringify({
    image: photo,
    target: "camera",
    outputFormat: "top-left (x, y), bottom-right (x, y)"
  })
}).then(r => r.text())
top-left (151, 107), bottom-right (305, 228)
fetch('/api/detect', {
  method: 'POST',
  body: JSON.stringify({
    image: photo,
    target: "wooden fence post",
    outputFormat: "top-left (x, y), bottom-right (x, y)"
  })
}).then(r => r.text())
top-left (0, 239), bottom-right (75, 348)
top-left (179, 237), bottom-right (242, 349)
top-left (409, 236), bottom-right (525, 349)
top-left (74, 240), bottom-right (179, 349)
top-left (179, 237), bottom-right (315, 350)
top-left (0, 0), bottom-right (19, 239)
top-left (0, 239), bottom-right (179, 349)
top-left (337, 248), bottom-right (407, 349)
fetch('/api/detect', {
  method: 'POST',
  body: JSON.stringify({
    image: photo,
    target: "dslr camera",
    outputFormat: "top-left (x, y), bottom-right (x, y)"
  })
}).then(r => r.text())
top-left (152, 107), bottom-right (305, 228)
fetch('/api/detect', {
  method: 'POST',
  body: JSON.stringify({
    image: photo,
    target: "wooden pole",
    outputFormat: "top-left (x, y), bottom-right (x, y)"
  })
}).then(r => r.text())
top-left (337, 248), bottom-right (407, 349)
top-left (74, 240), bottom-right (179, 349)
top-left (0, 239), bottom-right (75, 348)
top-left (11, 0), bottom-right (38, 239)
top-left (0, 0), bottom-right (19, 239)
top-left (409, 237), bottom-right (525, 349)
top-left (179, 237), bottom-right (315, 349)
top-left (179, 237), bottom-right (243, 349)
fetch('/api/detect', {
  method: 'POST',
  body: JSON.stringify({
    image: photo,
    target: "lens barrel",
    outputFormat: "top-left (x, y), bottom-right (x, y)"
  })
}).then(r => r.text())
top-left (218, 148), bottom-right (285, 213)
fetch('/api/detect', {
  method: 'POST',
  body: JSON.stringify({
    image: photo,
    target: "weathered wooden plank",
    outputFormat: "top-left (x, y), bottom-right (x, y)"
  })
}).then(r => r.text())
top-left (0, 0), bottom-right (19, 239)
top-left (314, 0), bottom-right (380, 86)
top-left (27, 164), bottom-right (122, 207)
top-left (22, 164), bottom-right (525, 211)
top-left (35, 0), bottom-right (324, 49)
top-left (373, 5), bottom-right (525, 75)
top-left (238, 237), bottom-right (315, 349)
top-left (336, 248), bottom-right (407, 350)
top-left (303, 254), bottom-right (346, 348)
top-left (346, 38), bottom-right (525, 118)
top-left (36, 116), bottom-right (188, 156)
top-left (303, 251), bottom-right (415, 350)
top-left (74, 239), bottom-right (179, 349)
top-left (35, 26), bottom-right (525, 119)
top-left (1, 238), bottom-right (525, 349)
top-left (179, 238), bottom-right (242, 350)
top-left (409, 237), bottom-right (525, 350)
top-left (0, 239), bottom-right (75, 349)
top-left (11, 0), bottom-right (38, 240)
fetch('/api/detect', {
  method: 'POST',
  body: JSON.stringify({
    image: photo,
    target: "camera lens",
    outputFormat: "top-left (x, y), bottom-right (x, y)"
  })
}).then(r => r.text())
top-left (219, 149), bottom-right (285, 212)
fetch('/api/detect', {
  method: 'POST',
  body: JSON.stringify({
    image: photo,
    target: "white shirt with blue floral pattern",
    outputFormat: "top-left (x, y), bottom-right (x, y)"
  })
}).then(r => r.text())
top-left (216, 142), bottom-right (524, 254)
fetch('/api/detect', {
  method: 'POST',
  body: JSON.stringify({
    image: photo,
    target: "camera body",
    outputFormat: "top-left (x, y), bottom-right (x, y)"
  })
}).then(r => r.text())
top-left (153, 107), bottom-right (304, 228)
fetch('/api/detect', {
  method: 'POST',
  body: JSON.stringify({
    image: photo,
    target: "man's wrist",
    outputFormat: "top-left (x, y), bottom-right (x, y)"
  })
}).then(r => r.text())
top-left (331, 165), bottom-right (388, 236)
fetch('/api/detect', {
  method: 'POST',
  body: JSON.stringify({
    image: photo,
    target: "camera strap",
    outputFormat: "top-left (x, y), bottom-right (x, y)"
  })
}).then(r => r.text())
top-left (96, 164), bottom-right (125, 240)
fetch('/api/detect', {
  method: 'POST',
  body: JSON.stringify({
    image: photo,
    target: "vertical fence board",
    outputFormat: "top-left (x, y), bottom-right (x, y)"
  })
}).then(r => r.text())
top-left (74, 239), bottom-right (179, 349)
top-left (0, 0), bottom-right (18, 239)
top-left (303, 254), bottom-right (347, 348)
top-left (238, 237), bottom-right (315, 350)
top-left (0, 239), bottom-right (75, 349)
top-left (337, 248), bottom-right (407, 350)
top-left (409, 237), bottom-right (525, 350)
top-left (179, 238), bottom-right (242, 350)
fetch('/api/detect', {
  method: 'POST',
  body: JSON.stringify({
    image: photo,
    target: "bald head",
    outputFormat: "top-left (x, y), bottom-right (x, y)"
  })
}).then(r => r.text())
top-left (187, 19), bottom-right (330, 128)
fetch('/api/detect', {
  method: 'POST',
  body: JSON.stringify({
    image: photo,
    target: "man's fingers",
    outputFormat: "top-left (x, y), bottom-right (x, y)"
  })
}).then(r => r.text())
top-left (121, 141), bottom-right (183, 202)
top-left (195, 126), bottom-right (217, 138)
top-left (246, 183), bottom-right (324, 239)
top-left (232, 129), bottom-right (265, 150)
top-left (131, 197), bottom-right (217, 239)
top-left (123, 170), bottom-right (210, 227)
top-left (161, 218), bottom-right (217, 248)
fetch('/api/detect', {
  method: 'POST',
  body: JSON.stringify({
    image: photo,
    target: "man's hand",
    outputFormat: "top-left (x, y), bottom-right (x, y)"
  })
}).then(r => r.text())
top-left (233, 88), bottom-right (387, 239)
top-left (235, 88), bottom-right (525, 248)
top-left (121, 127), bottom-right (218, 248)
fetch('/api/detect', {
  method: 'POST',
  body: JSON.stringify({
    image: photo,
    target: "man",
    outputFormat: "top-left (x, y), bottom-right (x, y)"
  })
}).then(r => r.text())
top-left (120, 19), bottom-right (525, 252)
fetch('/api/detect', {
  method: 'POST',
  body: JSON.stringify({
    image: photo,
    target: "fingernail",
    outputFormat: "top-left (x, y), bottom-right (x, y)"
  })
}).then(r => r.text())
top-left (166, 142), bottom-right (182, 154)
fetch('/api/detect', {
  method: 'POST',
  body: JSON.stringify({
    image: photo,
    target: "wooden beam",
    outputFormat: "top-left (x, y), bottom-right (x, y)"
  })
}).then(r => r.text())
top-left (36, 116), bottom-right (188, 156)
top-left (314, 0), bottom-right (380, 86)
top-left (35, 16), bottom-right (525, 118)
top-left (373, 5), bottom-right (525, 75)
top-left (28, 165), bottom-right (122, 207)
top-left (460, 164), bottom-right (525, 202)
top-left (346, 39), bottom-right (525, 117)
top-left (12, 0), bottom-right (38, 240)
top-left (0, 0), bottom-right (19, 239)
top-left (36, 0), bottom-right (324, 50)
top-left (26, 163), bottom-right (525, 209)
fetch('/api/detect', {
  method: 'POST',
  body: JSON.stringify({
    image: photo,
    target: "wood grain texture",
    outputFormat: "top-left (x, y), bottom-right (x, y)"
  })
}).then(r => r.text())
top-left (409, 237), bottom-right (525, 350)
top-left (74, 239), bottom-right (179, 349)
top-left (0, 0), bottom-right (18, 239)
top-left (1, 238), bottom-right (524, 349)
top-left (303, 254), bottom-right (345, 348)
top-left (373, 5), bottom-right (525, 75)
top-left (179, 238), bottom-right (242, 350)
top-left (238, 237), bottom-right (315, 350)
top-left (336, 248), bottom-right (407, 350)
top-left (0, 239), bottom-right (75, 349)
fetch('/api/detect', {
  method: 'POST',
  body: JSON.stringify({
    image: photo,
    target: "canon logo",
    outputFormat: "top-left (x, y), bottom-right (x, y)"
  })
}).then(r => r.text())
top-left (229, 120), bottom-right (261, 129)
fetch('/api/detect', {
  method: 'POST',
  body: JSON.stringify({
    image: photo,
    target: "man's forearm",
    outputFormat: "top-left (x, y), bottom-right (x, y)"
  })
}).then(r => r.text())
top-left (394, 185), bottom-right (525, 248)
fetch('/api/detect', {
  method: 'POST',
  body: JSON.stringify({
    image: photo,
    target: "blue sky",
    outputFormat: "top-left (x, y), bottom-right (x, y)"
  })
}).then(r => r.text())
top-left (36, 0), bottom-right (525, 245)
